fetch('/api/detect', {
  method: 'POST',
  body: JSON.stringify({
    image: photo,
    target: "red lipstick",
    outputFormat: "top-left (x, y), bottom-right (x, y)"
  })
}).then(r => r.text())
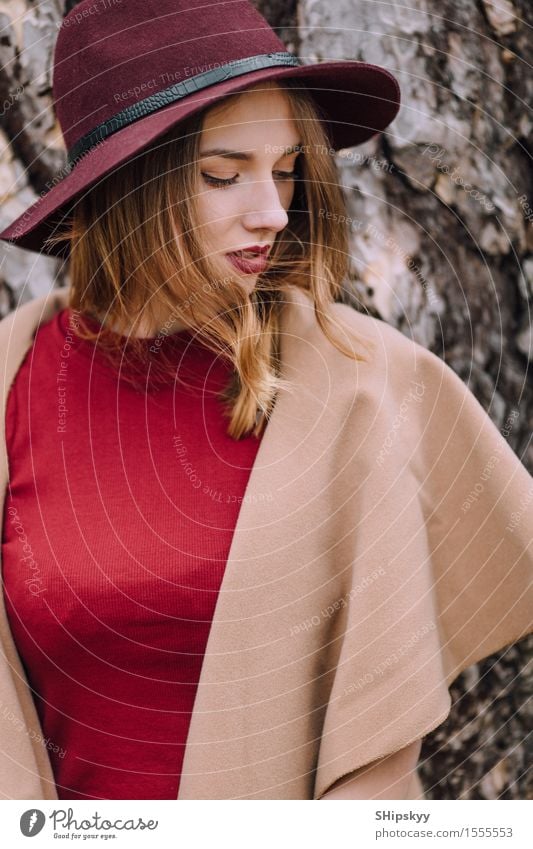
top-left (226, 244), bottom-right (271, 274)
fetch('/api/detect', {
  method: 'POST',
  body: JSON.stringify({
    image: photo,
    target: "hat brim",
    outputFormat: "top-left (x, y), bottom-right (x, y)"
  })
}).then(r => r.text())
top-left (0, 61), bottom-right (400, 257)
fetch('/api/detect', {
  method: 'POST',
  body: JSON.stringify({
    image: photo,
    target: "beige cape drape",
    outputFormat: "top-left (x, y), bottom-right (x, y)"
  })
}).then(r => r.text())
top-left (0, 285), bottom-right (531, 800)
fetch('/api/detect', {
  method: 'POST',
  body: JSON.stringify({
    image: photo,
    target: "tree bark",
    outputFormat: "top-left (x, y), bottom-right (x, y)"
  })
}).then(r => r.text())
top-left (0, 0), bottom-right (531, 800)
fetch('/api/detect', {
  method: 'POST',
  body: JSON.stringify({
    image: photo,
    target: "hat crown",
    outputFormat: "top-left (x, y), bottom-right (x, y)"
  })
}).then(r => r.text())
top-left (53, 0), bottom-right (287, 153)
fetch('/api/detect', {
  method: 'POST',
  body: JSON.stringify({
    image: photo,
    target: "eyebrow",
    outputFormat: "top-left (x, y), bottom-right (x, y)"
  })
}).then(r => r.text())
top-left (198, 143), bottom-right (304, 160)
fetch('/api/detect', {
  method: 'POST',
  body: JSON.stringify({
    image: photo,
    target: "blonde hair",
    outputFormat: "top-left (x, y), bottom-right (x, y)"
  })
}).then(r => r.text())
top-left (45, 78), bottom-right (373, 440)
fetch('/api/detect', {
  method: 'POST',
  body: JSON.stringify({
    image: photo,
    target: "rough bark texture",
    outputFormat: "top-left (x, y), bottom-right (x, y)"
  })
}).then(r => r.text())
top-left (0, 0), bottom-right (68, 309)
top-left (0, 0), bottom-right (531, 800)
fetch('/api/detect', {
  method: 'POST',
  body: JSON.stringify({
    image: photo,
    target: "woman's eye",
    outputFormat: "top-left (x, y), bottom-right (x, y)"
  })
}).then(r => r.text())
top-left (275, 171), bottom-right (299, 181)
top-left (201, 173), bottom-right (237, 187)
top-left (201, 171), bottom-right (299, 189)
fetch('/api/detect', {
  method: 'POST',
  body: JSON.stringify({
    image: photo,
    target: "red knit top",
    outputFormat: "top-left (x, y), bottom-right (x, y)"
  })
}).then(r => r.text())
top-left (1, 306), bottom-right (264, 800)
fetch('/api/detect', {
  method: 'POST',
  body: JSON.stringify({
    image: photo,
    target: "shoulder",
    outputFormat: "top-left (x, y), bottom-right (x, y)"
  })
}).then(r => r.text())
top-left (328, 299), bottom-right (419, 355)
top-left (0, 288), bottom-right (69, 347)
top-left (279, 288), bottom-right (459, 440)
top-left (326, 300), bottom-right (501, 462)
top-left (0, 288), bottom-right (70, 406)
top-left (327, 299), bottom-right (460, 399)
top-left (285, 286), bottom-right (442, 392)
top-left (285, 286), bottom-right (425, 361)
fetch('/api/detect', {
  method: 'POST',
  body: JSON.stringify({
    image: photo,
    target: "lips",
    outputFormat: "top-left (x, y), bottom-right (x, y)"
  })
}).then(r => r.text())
top-left (241, 245), bottom-right (270, 255)
top-left (226, 251), bottom-right (269, 274)
top-left (226, 245), bottom-right (270, 274)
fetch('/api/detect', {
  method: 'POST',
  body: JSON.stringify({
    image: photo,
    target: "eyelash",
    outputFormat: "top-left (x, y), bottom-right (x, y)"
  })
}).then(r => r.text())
top-left (201, 171), bottom-right (299, 188)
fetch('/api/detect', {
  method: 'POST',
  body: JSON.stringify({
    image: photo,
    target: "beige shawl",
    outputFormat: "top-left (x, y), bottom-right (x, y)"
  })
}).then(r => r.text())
top-left (0, 285), bottom-right (532, 800)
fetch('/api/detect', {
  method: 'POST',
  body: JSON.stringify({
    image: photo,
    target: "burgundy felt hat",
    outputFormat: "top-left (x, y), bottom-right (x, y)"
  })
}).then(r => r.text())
top-left (0, 0), bottom-right (401, 257)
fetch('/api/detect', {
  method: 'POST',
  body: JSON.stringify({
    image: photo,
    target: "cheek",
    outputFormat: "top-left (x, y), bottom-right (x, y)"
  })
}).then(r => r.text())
top-left (196, 190), bottom-right (234, 233)
top-left (195, 181), bottom-right (295, 238)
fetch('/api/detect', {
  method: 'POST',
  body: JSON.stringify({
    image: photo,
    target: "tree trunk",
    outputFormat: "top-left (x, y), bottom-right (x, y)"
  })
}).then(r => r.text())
top-left (1, 0), bottom-right (531, 800)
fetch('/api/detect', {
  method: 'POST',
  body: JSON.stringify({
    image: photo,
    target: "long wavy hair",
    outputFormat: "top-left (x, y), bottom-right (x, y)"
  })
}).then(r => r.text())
top-left (44, 78), bottom-right (374, 439)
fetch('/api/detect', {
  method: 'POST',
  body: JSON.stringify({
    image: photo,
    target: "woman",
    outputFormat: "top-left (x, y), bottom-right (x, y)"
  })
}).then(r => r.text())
top-left (0, 0), bottom-right (531, 802)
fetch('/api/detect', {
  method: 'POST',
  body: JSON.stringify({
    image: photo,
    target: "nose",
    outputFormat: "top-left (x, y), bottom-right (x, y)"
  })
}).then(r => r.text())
top-left (240, 175), bottom-right (290, 234)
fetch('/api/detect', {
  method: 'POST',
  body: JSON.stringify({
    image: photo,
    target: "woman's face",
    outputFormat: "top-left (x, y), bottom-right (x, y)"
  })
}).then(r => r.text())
top-left (195, 83), bottom-right (302, 291)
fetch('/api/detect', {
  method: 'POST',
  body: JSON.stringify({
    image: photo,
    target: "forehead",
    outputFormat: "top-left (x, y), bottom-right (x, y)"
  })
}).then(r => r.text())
top-left (200, 83), bottom-right (298, 139)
